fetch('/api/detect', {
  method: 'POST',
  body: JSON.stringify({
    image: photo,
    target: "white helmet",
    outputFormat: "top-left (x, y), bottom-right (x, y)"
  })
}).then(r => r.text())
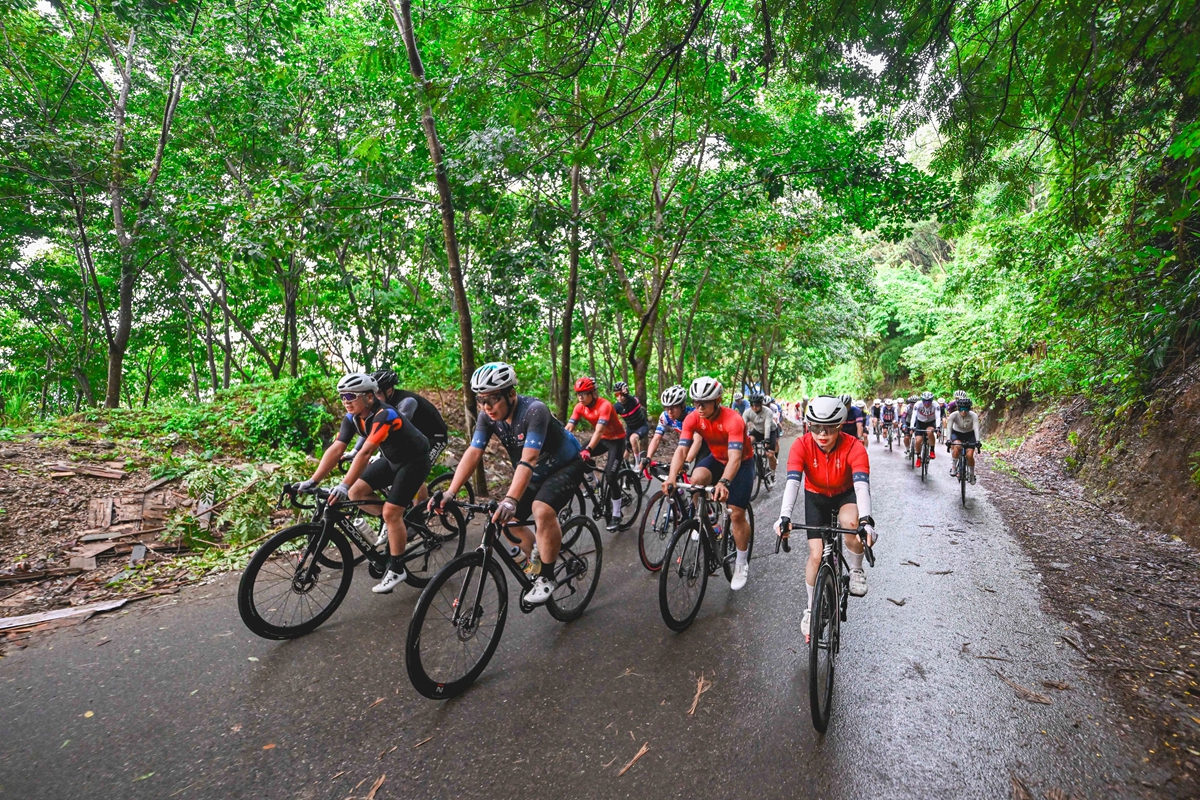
top-left (470, 362), bottom-right (517, 393)
top-left (805, 396), bottom-right (848, 426)
top-left (884, 398), bottom-right (894, 405)
top-left (337, 373), bottom-right (377, 394)
top-left (855, 400), bottom-right (866, 408)
top-left (936, 397), bottom-right (945, 404)
top-left (839, 393), bottom-right (853, 406)
top-left (734, 391), bottom-right (744, 401)
top-left (921, 391), bottom-right (934, 402)
top-left (689, 376), bottom-right (723, 402)
top-left (660, 385), bottom-right (687, 407)
top-left (954, 389), bottom-right (967, 400)
top-left (873, 399), bottom-right (882, 406)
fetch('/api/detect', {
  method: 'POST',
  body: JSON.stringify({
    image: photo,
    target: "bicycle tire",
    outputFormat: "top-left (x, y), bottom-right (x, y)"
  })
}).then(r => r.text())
top-left (921, 440), bottom-right (930, 482)
top-left (238, 524), bottom-right (354, 640)
top-left (809, 567), bottom-right (838, 732)
top-left (615, 470), bottom-right (643, 531)
top-left (402, 503), bottom-right (467, 588)
top-left (960, 453), bottom-right (968, 507)
top-left (659, 519), bottom-right (708, 632)
top-left (427, 471), bottom-right (476, 506)
top-left (547, 516), bottom-right (603, 622)
top-left (406, 551), bottom-right (509, 700)
top-left (638, 491), bottom-right (678, 571)
top-left (720, 503), bottom-right (756, 582)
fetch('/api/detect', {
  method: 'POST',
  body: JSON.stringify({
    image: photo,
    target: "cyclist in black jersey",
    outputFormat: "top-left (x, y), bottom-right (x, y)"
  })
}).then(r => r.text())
top-left (613, 381), bottom-right (649, 464)
top-left (298, 373), bottom-right (430, 594)
top-left (428, 362), bottom-right (584, 606)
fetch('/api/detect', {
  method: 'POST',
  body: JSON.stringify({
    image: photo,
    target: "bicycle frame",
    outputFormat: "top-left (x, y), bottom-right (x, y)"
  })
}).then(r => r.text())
top-left (782, 521), bottom-right (875, 617)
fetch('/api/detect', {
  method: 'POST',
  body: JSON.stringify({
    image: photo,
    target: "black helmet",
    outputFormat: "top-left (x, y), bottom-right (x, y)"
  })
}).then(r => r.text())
top-left (372, 369), bottom-right (398, 392)
top-left (749, 393), bottom-right (764, 405)
top-left (959, 398), bottom-right (973, 412)
top-left (613, 381), bottom-right (628, 394)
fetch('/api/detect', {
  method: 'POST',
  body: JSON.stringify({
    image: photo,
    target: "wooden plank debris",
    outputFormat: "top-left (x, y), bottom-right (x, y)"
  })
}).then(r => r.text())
top-left (0, 598), bottom-right (127, 631)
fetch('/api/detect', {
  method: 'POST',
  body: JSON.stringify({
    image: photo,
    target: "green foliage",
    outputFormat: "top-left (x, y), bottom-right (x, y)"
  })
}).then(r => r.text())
top-left (245, 373), bottom-right (335, 453)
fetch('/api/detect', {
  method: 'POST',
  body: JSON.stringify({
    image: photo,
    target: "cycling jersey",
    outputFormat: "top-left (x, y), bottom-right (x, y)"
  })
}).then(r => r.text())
top-left (337, 405), bottom-right (429, 467)
top-left (908, 400), bottom-right (941, 427)
top-left (786, 432), bottom-right (870, 497)
top-left (570, 397), bottom-right (626, 440)
top-left (613, 394), bottom-right (648, 433)
top-left (655, 407), bottom-right (693, 435)
top-left (471, 395), bottom-right (581, 483)
top-left (841, 406), bottom-right (865, 437)
top-left (679, 407), bottom-right (746, 465)
top-left (389, 389), bottom-right (447, 441)
top-left (742, 406), bottom-right (775, 438)
top-left (947, 410), bottom-right (981, 437)
top-left (871, 405), bottom-right (882, 420)
top-left (881, 407), bottom-right (896, 424)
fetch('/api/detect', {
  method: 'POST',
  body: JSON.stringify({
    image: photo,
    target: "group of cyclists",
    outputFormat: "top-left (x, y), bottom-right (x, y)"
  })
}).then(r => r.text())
top-left (296, 364), bottom-right (981, 639)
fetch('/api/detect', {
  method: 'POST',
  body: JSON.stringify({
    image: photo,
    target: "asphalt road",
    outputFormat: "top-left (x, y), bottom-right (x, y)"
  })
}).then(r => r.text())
top-left (0, 433), bottom-right (1166, 799)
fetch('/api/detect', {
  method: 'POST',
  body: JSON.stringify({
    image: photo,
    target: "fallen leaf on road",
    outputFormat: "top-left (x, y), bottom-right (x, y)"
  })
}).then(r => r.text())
top-left (61, 740), bottom-right (69, 748)
top-left (900, 559), bottom-right (921, 567)
top-left (948, 528), bottom-right (966, 533)
top-left (996, 672), bottom-right (1053, 705)
top-left (354, 777), bottom-right (369, 790)
top-left (979, 586), bottom-right (996, 593)
top-left (887, 597), bottom-right (907, 606)
top-left (618, 743), bottom-right (650, 776)
top-left (688, 672), bottom-right (713, 715)
top-left (134, 772), bottom-right (155, 782)
top-left (975, 655), bottom-right (1012, 662)
top-left (377, 745), bottom-right (397, 760)
top-left (367, 697), bottom-right (384, 710)
top-left (928, 569), bottom-right (954, 575)
top-left (602, 756), bottom-right (618, 768)
top-left (1041, 680), bottom-right (1072, 691)
top-left (262, 744), bottom-right (276, 750)
top-left (331, 771), bottom-right (345, 780)
top-left (247, 657), bottom-right (259, 662)
top-left (918, 525), bottom-right (935, 528)
top-left (230, 724), bottom-right (242, 733)
top-left (414, 736), bottom-right (434, 748)
top-left (616, 667), bottom-right (641, 678)
top-left (84, 710), bottom-right (94, 718)
top-left (1011, 775), bottom-right (1035, 800)
top-left (365, 774), bottom-right (385, 800)
top-left (1046, 788), bottom-right (1084, 800)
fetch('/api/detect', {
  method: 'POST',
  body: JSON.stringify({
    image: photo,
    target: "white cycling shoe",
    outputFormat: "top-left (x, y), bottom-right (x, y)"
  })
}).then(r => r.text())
top-left (524, 576), bottom-right (555, 605)
top-left (730, 563), bottom-right (750, 591)
top-left (801, 608), bottom-right (811, 639)
top-left (849, 568), bottom-right (868, 597)
top-left (372, 568), bottom-right (407, 594)
top-left (375, 525), bottom-right (389, 548)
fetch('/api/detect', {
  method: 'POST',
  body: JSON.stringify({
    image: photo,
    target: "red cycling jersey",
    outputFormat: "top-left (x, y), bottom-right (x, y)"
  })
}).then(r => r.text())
top-left (678, 406), bottom-right (746, 464)
top-left (786, 432), bottom-right (870, 496)
top-left (570, 397), bottom-right (626, 440)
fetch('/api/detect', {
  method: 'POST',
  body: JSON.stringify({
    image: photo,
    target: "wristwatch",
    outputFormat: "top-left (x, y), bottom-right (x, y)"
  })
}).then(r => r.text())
top-left (718, 478), bottom-right (732, 488)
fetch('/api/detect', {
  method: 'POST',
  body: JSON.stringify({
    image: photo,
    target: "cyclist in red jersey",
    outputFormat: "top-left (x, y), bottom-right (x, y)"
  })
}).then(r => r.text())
top-left (663, 376), bottom-right (756, 591)
top-left (774, 396), bottom-right (877, 640)
top-left (567, 376), bottom-right (628, 530)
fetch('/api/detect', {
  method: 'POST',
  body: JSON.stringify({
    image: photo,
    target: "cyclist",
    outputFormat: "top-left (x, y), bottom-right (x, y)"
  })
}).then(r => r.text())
top-left (613, 381), bottom-right (650, 466)
top-left (743, 393), bottom-right (779, 473)
top-left (840, 394), bottom-right (866, 444)
top-left (428, 362), bottom-right (584, 605)
top-left (299, 373), bottom-right (430, 595)
top-left (880, 398), bottom-right (897, 443)
top-left (946, 389), bottom-right (967, 417)
top-left (663, 377), bottom-right (755, 591)
top-left (947, 397), bottom-right (982, 483)
top-left (643, 384), bottom-right (705, 466)
top-left (566, 376), bottom-right (627, 531)
top-left (908, 391), bottom-right (941, 468)
top-left (871, 399), bottom-right (882, 437)
top-left (767, 395), bottom-right (783, 428)
top-left (731, 391), bottom-right (749, 415)
top-left (900, 395), bottom-right (916, 449)
top-left (774, 396), bottom-right (875, 640)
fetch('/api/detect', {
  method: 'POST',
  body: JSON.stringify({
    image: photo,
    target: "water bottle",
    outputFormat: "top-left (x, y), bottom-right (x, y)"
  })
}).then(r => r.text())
top-left (508, 542), bottom-right (528, 568)
top-left (584, 469), bottom-right (597, 488)
top-left (525, 546), bottom-right (542, 577)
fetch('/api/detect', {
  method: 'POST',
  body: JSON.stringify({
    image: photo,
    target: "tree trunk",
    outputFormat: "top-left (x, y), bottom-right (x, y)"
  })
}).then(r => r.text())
top-left (221, 279), bottom-right (231, 388)
top-left (202, 299), bottom-right (219, 391)
top-left (103, 258), bottom-right (134, 407)
top-left (558, 161), bottom-right (581, 418)
top-left (548, 312), bottom-right (559, 406)
top-left (388, 0), bottom-right (483, 493)
top-left (182, 298), bottom-right (201, 402)
top-left (677, 262), bottom-right (711, 382)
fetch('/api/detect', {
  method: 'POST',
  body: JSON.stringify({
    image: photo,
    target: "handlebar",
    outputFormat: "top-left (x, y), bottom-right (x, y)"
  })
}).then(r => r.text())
top-left (775, 517), bottom-right (876, 567)
top-left (278, 482), bottom-right (383, 511)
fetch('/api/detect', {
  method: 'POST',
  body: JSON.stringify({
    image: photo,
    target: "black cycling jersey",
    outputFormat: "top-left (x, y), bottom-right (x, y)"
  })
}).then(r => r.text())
top-left (387, 388), bottom-right (447, 441)
top-left (614, 394), bottom-right (649, 433)
top-left (470, 394), bottom-right (581, 483)
top-left (337, 403), bottom-right (429, 466)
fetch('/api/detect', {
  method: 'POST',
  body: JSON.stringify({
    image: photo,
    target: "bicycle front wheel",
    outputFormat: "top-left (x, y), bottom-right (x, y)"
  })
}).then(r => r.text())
top-left (659, 519), bottom-right (708, 632)
top-left (402, 503), bottom-right (467, 588)
top-left (406, 551), bottom-right (508, 700)
top-left (960, 456), bottom-right (968, 507)
top-left (809, 567), bottom-right (839, 732)
top-left (616, 470), bottom-right (643, 531)
top-left (238, 524), bottom-right (354, 640)
top-left (638, 492), bottom-right (678, 571)
top-left (720, 504), bottom-right (755, 582)
top-left (548, 516), bottom-right (603, 622)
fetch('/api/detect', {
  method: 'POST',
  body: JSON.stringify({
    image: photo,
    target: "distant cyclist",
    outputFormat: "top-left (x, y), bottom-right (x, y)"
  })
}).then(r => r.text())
top-left (840, 394), bottom-right (866, 444)
top-left (908, 391), bottom-right (941, 468)
top-left (743, 393), bottom-right (779, 473)
top-left (567, 377), bottom-right (627, 531)
top-left (613, 381), bottom-right (650, 466)
top-left (643, 384), bottom-right (705, 467)
top-left (947, 397), bottom-right (982, 483)
top-left (880, 398), bottom-right (897, 441)
top-left (429, 362), bottom-right (584, 605)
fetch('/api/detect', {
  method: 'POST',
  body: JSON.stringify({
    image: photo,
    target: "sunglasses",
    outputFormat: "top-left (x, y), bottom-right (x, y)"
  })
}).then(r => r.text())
top-left (340, 392), bottom-right (366, 402)
top-left (811, 424), bottom-right (841, 436)
top-left (478, 392), bottom-right (507, 407)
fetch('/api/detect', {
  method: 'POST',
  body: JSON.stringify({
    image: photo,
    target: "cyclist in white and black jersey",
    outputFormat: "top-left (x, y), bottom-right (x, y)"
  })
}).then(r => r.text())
top-left (643, 385), bottom-right (706, 467)
top-left (743, 393), bottom-right (779, 472)
top-left (946, 397), bottom-right (982, 483)
top-left (907, 391), bottom-right (941, 468)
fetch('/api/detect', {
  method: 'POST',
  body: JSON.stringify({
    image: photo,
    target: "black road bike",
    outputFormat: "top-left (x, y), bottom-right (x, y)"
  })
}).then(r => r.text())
top-left (658, 485), bottom-right (755, 632)
top-left (561, 456), bottom-right (643, 532)
top-left (238, 484), bottom-right (466, 640)
top-left (637, 461), bottom-right (693, 571)
top-left (778, 516), bottom-right (875, 733)
top-left (907, 428), bottom-right (933, 481)
top-left (951, 441), bottom-right (982, 506)
top-left (405, 502), bottom-right (602, 699)
top-left (882, 422), bottom-right (895, 451)
top-left (749, 439), bottom-right (776, 501)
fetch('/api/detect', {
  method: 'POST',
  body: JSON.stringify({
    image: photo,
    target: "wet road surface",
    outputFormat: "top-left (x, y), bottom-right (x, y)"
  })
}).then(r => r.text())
top-left (0, 434), bottom-right (1165, 798)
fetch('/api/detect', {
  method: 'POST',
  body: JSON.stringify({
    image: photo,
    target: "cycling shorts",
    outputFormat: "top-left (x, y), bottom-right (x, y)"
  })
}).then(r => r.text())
top-left (949, 429), bottom-right (978, 445)
top-left (804, 488), bottom-right (856, 538)
top-left (695, 454), bottom-right (755, 509)
top-left (514, 458), bottom-right (586, 521)
top-left (626, 423), bottom-right (650, 442)
top-left (362, 454), bottom-right (432, 508)
top-left (750, 429), bottom-right (778, 450)
top-left (593, 438), bottom-right (627, 484)
top-left (428, 432), bottom-right (449, 465)
top-left (913, 420), bottom-right (936, 432)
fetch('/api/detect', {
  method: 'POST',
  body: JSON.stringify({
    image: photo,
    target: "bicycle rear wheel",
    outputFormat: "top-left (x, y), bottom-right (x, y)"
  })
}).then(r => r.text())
top-left (959, 454), bottom-right (968, 506)
top-left (921, 442), bottom-right (930, 481)
top-left (402, 503), bottom-right (467, 588)
top-left (720, 504), bottom-right (755, 582)
top-left (638, 491), bottom-right (678, 571)
top-left (659, 519), bottom-right (708, 632)
top-left (548, 517), bottom-right (603, 622)
top-left (809, 567), bottom-right (839, 732)
top-left (238, 524), bottom-right (354, 640)
top-left (406, 551), bottom-right (508, 700)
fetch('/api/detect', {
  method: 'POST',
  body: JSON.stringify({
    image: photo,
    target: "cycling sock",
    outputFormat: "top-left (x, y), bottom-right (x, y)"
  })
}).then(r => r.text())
top-left (846, 549), bottom-right (864, 571)
top-left (806, 582), bottom-right (814, 609)
top-left (540, 559), bottom-right (555, 581)
top-left (736, 548), bottom-right (748, 567)
top-left (612, 498), bottom-right (622, 517)
top-left (387, 554), bottom-right (405, 574)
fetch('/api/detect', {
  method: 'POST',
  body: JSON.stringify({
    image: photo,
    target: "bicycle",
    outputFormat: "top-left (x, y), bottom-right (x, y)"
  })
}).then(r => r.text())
top-left (872, 417), bottom-right (881, 443)
top-left (882, 422), bottom-right (895, 452)
top-left (749, 439), bottom-right (776, 501)
top-left (238, 484), bottom-right (466, 640)
top-left (950, 441), bottom-right (982, 506)
top-left (777, 515), bottom-right (875, 732)
top-left (564, 455), bottom-right (644, 533)
top-left (405, 501), bottom-right (602, 699)
top-left (637, 460), bottom-right (692, 571)
top-left (658, 485), bottom-right (755, 631)
top-left (906, 428), bottom-right (932, 481)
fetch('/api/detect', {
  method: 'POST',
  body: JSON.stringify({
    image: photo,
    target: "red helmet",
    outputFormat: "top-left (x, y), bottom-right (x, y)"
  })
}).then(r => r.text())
top-left (574, 376), bottom-right (597, 393)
